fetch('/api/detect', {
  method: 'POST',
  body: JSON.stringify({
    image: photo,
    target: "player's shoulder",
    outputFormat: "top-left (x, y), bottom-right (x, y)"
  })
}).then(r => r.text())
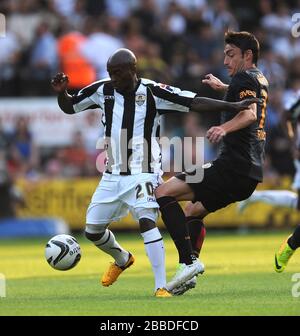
top-left (140, 78), bottom-right (177, 94)
top-left (246, 68), bottom-right (269, 88)
top-left (140, 78), bottom-right (159, 87)
top-left (231, 70), bottom-right (256, 85)
top-left (78, 78), bottom-right (111, 95)
top-left (232, 69), bottom-right (268, 88)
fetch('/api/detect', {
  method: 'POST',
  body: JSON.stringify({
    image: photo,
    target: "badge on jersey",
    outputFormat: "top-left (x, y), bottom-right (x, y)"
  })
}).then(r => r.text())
top-left (257, 74), bottom-right (269, 86)
top-left (159, 83), bottom-right (174, 92)
top-left (104, 95), bottom-right (115, 100)
top-left (136, 93), bottom-right (146, 106)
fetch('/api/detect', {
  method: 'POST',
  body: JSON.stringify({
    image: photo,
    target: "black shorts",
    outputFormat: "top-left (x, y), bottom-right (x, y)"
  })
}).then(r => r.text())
top-left (176, 160), bottom-right (258, 213)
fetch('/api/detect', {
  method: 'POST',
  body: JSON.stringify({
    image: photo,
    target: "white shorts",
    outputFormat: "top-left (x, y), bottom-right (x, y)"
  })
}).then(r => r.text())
top-left (86, 173), bottom-right (161, 225)
top-left (293, 159), bottom-right (300, 190)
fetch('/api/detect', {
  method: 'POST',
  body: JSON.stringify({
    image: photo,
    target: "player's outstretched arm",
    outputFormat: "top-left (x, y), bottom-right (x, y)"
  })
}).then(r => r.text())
top-left (51, 72), bottom-right (75, 114)
top-left (190, 96), bottom-right (260, 113)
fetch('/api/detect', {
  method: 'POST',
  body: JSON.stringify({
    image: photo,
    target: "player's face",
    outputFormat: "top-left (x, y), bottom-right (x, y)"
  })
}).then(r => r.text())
top-left (107, 64), bottom-right (136, 93)
top-left (224, 44), bottom-right (246, 77)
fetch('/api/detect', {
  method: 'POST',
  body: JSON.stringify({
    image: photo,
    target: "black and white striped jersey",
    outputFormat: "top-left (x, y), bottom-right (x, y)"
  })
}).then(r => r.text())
top-left (72, 78), bottom-right (196, 175)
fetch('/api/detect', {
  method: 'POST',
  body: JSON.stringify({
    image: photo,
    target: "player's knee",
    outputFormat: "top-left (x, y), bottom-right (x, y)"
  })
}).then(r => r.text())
top-left (85, 223), bottom-right (107, 242)
top-left (184, 202), bottom-right (194, 216)
top-left (85, 231), bottom-right (104, 242)
top-left (155, 184), bottom-right (170, 199)
top-left (135, 208), bottom-right (158, 227)
top-left (139, 217), bottom-right (156, 233)
top-left (155, 178), bottom-right (188, 200)
top-left (184, 201), bottom-right (207, 218)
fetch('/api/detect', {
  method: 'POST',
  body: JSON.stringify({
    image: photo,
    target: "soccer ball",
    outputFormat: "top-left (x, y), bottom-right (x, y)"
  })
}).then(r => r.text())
top-left (45, 234), bottom-right (81, 271)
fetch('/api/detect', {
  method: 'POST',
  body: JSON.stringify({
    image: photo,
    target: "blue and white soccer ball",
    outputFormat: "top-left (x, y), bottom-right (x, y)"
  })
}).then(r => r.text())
top-left (45, 234), bottom-right (81, 271)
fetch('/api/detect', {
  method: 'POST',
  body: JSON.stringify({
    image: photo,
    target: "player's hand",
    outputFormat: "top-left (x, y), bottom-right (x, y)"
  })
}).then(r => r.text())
top-left (206, 126), bottom-right (226, 144)
top-left (202, 74), bottom-right (228, 91)
top-left (51, 72), bottom-right (69, 93)
top-left (234, 98), bottom-right (261, 112)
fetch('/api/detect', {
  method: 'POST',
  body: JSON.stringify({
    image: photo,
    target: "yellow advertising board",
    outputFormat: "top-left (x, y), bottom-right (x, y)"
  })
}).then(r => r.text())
top-left (17, 178), bottom-right (97, 230)
top-left (16, 176), bottom-right (300, 230)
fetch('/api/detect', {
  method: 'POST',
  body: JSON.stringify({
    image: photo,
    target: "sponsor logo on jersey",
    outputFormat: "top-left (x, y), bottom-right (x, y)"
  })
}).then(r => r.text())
top-left (239, 90), bottom-right (256, 99)
top-left (159, 83), bottom-right (174, 92)
top-left (104, 95), bottom-right (115, 100)
top-left (135, 93), bottom-right (146, 106)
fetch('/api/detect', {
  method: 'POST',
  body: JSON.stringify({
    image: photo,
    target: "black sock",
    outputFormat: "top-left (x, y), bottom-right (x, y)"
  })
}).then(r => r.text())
top-left (157, 196), bottom-right (195, 265)
top-left (186, 216), bottom-right (206, 258)
top-left (288, 225), bottom-right (300, 250)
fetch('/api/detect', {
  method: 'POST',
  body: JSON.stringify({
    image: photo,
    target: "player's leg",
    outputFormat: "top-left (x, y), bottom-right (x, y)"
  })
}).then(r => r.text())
top-left (275, 188), bottom-right (300, 273)
top-left (274, 226), bottom-right (300, 273)
top-left (155, 176), bottom-right (197, 265)
top-left (157, 161), bottom-right (257, 293)
top-left (184, 202), bottom-right (207, 258)
top-left (137, 211), bottom-right (171, 297)
top-left (238, 190), bottom-right (298, 213)
top-left (85, 203), bottom-right (135, 286)
top-left (243, 159), bottom-right (300, 213)
top-left (85, 176), bottom-right (134, 286)
top-left (155, 176), bottom-right (205, 291)
top-left (171, 201), bottom-right (207, 295)
top-left (128, 174), bottom-right (171, 297)
top-left (288, 224), bottom-right (300, 250)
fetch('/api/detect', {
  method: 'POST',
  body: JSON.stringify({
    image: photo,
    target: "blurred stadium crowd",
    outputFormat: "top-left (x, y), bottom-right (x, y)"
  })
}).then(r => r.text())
top-left (0, 0), bottom-right (300, 182)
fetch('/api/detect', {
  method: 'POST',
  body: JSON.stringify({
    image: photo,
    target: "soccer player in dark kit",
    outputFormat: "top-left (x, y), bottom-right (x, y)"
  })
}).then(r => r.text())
top-left (155, 31), bottom-right (269, 295)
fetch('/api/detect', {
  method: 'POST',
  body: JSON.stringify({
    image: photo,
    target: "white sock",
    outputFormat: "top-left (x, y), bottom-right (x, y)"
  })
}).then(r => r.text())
top-left (248, 190), bottom-right (298, 209)
top-left (141, 227), bottom-right (166, 291)
top-left (93, 229), bottom-right (129, 266)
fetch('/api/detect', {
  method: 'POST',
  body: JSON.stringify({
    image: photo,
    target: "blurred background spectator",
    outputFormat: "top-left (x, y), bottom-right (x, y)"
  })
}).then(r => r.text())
top-left (8, 116), bottom-right (40, 178)
top-left (0, 164), bottom-right (25, 220)
top-left (57, 26), bottom-right (96, 92)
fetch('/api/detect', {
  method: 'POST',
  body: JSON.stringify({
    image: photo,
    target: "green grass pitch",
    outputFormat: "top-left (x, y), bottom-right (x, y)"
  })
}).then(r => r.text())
top-left (0, 231), bottom-right (300, 316)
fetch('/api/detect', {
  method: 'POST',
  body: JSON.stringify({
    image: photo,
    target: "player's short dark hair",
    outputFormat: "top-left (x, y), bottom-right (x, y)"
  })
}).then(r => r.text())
top-left (225, 31), bottom-right (260, 65)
